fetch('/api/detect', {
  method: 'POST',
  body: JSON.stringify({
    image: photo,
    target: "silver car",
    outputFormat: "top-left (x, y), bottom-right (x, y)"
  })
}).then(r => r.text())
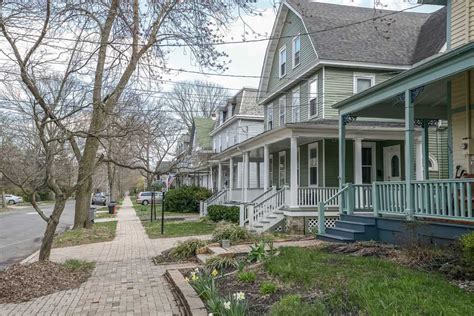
top-left (136, 191), bottom-right (162, 205)
top-left (3, 194), bottom-right (24, 205)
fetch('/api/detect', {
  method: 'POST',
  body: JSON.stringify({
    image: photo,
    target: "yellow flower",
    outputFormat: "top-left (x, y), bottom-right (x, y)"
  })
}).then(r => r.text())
top-left (211, 269), bottom-right (219, 277)
top-left (191, 274), bottom-right (199, 281)
top-left (185, 277), bottom-right (190, 282)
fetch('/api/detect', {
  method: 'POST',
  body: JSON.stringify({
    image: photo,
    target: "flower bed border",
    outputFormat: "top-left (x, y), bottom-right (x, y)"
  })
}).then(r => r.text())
top-left (165, 269), bottom-right (207, 316)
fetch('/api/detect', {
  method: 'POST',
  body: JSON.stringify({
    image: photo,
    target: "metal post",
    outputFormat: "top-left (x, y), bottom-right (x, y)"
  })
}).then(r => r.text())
top-left (161, 191), bottom-right (165, 235)
top-left (422, 119), bottom-right (430, 180)
top-left (150, 192), bottom-right (154, 223)
top-left (405, 89), bottom-right (415, 220)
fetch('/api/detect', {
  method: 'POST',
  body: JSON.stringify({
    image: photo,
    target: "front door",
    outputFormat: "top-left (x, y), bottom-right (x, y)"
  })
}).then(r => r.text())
top-left (383, 145), bottom-right (401, 181)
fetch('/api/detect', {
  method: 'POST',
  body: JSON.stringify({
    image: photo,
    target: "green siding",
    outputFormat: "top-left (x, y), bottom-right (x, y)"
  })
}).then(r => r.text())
top-left (322, 139), bottom-right (353, 187)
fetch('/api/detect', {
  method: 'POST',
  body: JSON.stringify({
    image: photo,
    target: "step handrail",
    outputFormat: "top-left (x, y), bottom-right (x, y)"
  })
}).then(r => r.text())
top-left (317, 185), bottom-right (350, 234)
top-left (206, 188), bottom-right (227, 205)
top-left (250, 185), bottom-right (288, 229)
top-left (248, 187), bottom-right (274, 205)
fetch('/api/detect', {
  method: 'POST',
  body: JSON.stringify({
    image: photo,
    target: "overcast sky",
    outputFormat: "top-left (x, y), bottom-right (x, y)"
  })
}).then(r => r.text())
top-left (160, 0), bottom-right (443, 92)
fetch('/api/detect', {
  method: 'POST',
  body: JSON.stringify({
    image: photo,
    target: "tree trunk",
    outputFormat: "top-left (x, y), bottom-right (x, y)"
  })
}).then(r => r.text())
top-left (38, 198), bottom-right (67, 261)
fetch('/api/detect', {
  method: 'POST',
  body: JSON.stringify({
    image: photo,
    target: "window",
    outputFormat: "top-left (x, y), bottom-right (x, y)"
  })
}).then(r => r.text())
top-left (279, 96), bottom-right (286, 126)
top-left (291, 88), bottom-right (300, 123)
top-left (361, 143), bottom-right (376, 184)
top-left (428, 155), bottom-right (439, 172)
top-left (354, 74), bottom-right (375, 93)
top-left (309, 78), bottom-right (318, 117)
top-left (292, 35), bottom-right (300, 68)
top-left (279, 46), bottom-right (287, 78)
top-left (267, 105), bottom-right (273, 130)
top-left (391, 156), bottom-right (400, 177)
top-left (308, 143), bottom-right (318, 186)
top-left (269, 154), bottom-right (274, 187)
top-left (278, 151), bottom-right (286, 187)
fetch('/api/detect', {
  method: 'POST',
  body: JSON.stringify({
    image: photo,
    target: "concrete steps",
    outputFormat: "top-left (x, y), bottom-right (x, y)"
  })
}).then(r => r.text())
top-left (317, 214), bottom-right (378, 243)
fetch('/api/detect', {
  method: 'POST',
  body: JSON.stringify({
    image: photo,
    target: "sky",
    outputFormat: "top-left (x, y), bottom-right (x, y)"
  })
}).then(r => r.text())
top-left (161, 0), bottom-right (444, 92)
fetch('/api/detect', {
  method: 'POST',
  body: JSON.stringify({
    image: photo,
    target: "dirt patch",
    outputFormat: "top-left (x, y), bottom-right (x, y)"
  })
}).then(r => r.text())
top-left (323, 241), bottom-right (400, 258)
top-left (0, 261), bottom-right (94, 304)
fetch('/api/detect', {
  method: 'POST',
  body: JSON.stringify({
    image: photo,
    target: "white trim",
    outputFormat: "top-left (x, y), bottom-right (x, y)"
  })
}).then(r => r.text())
top-left (297, 146), bottom-right (301, 186)
top-left (428, 154), bottom-right (439, 172)
top-left (353, 73), bottom-right (376, 94)
top-left (322, 66), bottom-right (326, 119)
top-left (279, 96), bottom-right (286, 126)
top-left (307, 142), bottom-right (319, 187)
top-left (308, 76), bottom-right (319, 119)
top-left (279, 45), bottom-right (287, 78)
top-left (292, 34), bottom-right (301, 69)
top-left (362, 142), bottom-right (377, 183)
top-left (292, 86), bottom-right (300, 122)
top-left (278, 151), bottom-right (286, 186)
top-left (209, 115), bottom-right (264, 136)
top-left (266, 104), bottom-right (273, 131)
top-left (269, 154), bottom-right (274, 187)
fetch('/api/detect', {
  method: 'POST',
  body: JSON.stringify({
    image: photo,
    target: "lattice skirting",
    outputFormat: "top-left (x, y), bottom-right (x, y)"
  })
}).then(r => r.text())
top-left (270, 216), bottom-right (340, 234)
top-left (306, 216), bottom-right (339, 233)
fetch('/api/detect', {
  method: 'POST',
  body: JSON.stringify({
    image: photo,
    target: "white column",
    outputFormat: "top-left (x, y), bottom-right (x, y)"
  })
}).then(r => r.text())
top-left (290, 136), bottom-right (298, 208)
top-left (405, 89), bottom-right (415, 219)
top-left (263, 145), bottom-right (270, 190)
top-left (229, 157), bottom-right (234, 201)
top-left (217, 162), bottom-right (223, 191)
top-left (209, 166), bottom-right (213, 191)
top-left (415, 138), bottom-right (423, 180)
top-left (338, 115), bottom-right (346, 214)
top-left (353, 138), bottom-right (363, 184)
top-left (242, 152), bottom-right (249, 202)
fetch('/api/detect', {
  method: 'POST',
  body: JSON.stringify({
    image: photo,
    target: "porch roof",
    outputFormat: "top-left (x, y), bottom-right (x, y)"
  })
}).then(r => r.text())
top-left (333, 43), bottom-right (474, 119)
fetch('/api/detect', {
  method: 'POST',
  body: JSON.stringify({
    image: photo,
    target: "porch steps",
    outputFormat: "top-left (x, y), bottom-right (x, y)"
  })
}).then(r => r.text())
top-left (317, 214), bottom-right (378, 243)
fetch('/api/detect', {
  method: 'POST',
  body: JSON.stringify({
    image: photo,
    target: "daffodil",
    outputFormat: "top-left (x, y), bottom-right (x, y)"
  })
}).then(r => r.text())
top-left (211, 269), bottom-right (219, 277)
top-left (233, 291), bottom-right (245, 301)
top-left (223, 301), bottom-right (231, 310)
top-left (191, 274), bottom-right (199, 281)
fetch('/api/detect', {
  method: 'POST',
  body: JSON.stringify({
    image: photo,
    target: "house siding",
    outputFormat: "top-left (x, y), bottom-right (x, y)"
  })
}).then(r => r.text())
top-left (450, 0), bottom-right (474, 49)
top-left (428, 127), bottom-right (449, 179)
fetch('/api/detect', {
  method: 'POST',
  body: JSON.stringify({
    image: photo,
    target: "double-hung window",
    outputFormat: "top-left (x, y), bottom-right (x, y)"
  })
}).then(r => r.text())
top-left (278, 151), bottom-right (286, 187)
top-left (292, 88), bottom-right (300, 123)
top-left (279, 96), bottom-right (286, 126)
top-left (308, 143), bottom-right (318, 186)
top-left (354, 74), bottom-right (375, 93)
top-left (309, 78), bottom-right (318, 118)
top-left (267, 105), bottom-right (273, 130)
top-left (279, 46), bottom-right (287, 78)
top-left (292, 35), bottom-right (300, 68)
top-left (269, 154), bottom-right (274, 187)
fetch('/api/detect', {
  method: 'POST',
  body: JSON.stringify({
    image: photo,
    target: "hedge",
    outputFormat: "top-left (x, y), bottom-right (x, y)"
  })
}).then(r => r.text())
top-left (208, 205), bottom-right (240, 223)
top-left (164, 186), bottom-right (212, 213)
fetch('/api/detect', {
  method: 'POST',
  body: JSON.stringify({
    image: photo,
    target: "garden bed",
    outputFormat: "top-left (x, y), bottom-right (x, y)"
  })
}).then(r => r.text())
top-left (0, 259), bottom-right (95, 303)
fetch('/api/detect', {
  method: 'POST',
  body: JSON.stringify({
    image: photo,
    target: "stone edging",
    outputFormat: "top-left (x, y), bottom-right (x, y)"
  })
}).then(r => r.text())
top-left (165, 269), bottom-right (208, 316)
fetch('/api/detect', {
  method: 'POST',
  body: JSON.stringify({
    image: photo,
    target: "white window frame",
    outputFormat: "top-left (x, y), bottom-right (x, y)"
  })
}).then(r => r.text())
top-left (279, 46), bottom-right (287, 78)
top-left (428, 154), bottom-right (439, 172)
top-left (278, 151), bottom-right (286, 187)
top-left (353, 73), bottom-right (375, 94)
top-left (267, 105), bottom-right (273, 130)
top-left (361, 142), bottom-right (377, 184)
top-left (279, 96), bottom-right (286, 126)
top-left (308, 143), bottom-right (319, 187)
top-left (269, 154), bottom-right (274, 187)
top-left (308, 77), bottom-right (319, 118)
top-left (292, 35), bottom-right (301, 69)
top-left (292, 87), bottom-right (300, 123)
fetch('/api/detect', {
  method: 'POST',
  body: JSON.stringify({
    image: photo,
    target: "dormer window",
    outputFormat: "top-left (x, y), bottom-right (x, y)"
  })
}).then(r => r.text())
top-left (354, 73), bottom-right (375, 93)
top-left (292, 35), bottom-right (300, 68)
top-left (279, 46), bottom-right (287, 78)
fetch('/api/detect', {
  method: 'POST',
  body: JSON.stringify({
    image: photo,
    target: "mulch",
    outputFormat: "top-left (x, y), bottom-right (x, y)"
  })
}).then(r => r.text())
top-left (152, 248), bottom-right (198, 265)
top-left (0, 261), bottom-right (93, 304)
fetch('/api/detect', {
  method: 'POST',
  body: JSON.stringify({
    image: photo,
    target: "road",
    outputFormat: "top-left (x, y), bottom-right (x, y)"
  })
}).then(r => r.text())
top-left (0, 200), bottom-right (77, 269)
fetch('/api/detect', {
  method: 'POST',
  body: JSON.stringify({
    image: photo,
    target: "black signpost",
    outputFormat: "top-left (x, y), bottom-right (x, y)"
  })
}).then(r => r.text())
top-left (161, 190), bottom-right (165, 235)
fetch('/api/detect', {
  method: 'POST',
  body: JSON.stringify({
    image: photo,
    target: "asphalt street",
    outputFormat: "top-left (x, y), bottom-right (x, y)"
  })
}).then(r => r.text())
top-left (0, 200), bottom-right (77, 269)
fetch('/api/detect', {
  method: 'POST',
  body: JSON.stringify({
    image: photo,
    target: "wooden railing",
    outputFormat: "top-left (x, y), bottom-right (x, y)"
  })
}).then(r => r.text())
top-left (240, 187), bottom-right (275, 226)
top-left (318, 185), bottom-right (351, 234)
top-left (353, 184), bottom-right (373, 211)
top-left (246, 186), bottom-right (287, 228)
top-left (298, 187), bottom-right (339, 207)
top-left (372, 182), bottom-right (406, 216)
top-left (200, 189), bottom-right (227, 216)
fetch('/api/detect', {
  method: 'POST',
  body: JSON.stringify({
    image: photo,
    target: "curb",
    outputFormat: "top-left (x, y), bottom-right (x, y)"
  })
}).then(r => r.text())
top-left (165, 269), bottom-right (207, 316)
top-left (20, 250), bottom-right (39, 264)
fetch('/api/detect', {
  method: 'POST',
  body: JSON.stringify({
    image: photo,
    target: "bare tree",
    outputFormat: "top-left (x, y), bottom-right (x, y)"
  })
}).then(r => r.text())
top-left (0, 0), bottom-right (254, 228)
top-left (166, 80), bottom-right (230, 132)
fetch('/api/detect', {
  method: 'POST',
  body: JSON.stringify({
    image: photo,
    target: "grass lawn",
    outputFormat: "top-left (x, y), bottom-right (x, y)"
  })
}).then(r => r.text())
top-left (143, 220), bottom-right (216, 239)
top-left (265, 247), bottom-right (474, 315)
top-left (53, 221), bottom-right (117, 248)
top-left (133, 202), bottom-right (198, 221)
top-left (96, 212), bottom-right (116, 219)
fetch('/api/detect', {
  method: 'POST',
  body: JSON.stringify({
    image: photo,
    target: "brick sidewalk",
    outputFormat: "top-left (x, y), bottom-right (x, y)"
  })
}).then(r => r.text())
top-left (0, 197), bottom-right (207, 315)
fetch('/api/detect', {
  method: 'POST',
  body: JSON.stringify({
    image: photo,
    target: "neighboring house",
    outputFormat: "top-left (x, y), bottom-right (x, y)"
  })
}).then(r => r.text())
top-left (204, 0), bottom-right (449, 233)
top-left (326, 0), bottom-right (474, 244)
top-left (175, 117), bottom-right (215, 189)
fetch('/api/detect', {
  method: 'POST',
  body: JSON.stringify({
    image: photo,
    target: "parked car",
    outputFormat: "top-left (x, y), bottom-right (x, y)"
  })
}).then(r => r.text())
top-left (91, 192), bottom-right (107, 206)
top-left (3, 194), bottom-right (23, 205)
top-left (136, 191), bottom-right (162, 205)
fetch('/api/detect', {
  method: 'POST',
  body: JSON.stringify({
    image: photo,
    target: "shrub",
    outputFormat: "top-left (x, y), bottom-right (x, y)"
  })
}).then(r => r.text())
top-left (270, 294), bottom-right (328, 316)
top-left (164, 186), bottom-right (212, 213)
top-left (212, 224), bottom-right (250, 243)
top-left (208, 205), bottom-right (240, 223)
top-left (169, 239), bottom-right (208, 259)
top-left (260, 281), bottom-right (278, 295)
top-left (460, 232), bottom-right (474, 266)
top-left (247, 240), bottom-right (267, 263)
top-left (205, 256), bottom-right (239, 271)
top-left (237, 271), bottom-right (256, 283)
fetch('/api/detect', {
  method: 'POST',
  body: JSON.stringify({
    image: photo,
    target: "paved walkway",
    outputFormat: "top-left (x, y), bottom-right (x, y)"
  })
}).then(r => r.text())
top-left (0, 197), bottom-right (204, 315)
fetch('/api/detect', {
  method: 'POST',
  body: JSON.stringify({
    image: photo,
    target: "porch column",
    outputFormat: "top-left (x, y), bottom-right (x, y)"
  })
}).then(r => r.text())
top-left (209, 166), bottom-right (213, 191)
top-left (353, 138), bottom-right (363, 184)
top-left (447, 81), bottom-right (454, 178)
top-left (405, 90), bottom-right (415, 219)
top-left (263, 145), bottom-right (270, 190)
top-left (229, 157), bottom-right (234, 200)
top-left (290, 136), bottom-right (298, 208)
top-left (338, 115), bottom-right (346, 213)
top-left (422, 119), bottom-right (430, 180)
top-left (242, 152), bottom-right (249, 202)
top-left (415, 138), bottom-right (423, 180)
top-left (217, 162), bottom-right (223, 191)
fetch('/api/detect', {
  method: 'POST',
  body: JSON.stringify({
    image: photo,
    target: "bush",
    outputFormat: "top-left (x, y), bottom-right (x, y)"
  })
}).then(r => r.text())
top-left (270, 295), bottom-right (328, 316)
top-left (169, 238), bottom-right (208, 259)
top-left (260, 281), bottom-right (278, 295)
top-left (237, 271), bottom-right (256, 283)
top-left (164, 186), bottom-right (212, 213)
top-left (212, 223), bottom-right (250, 243)
top-left (460, 232), bottom-right (474, 266)
top-left (208, 205), bottom-right (240, 223)
top-left (205, 256), bottom-right (239, 271)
